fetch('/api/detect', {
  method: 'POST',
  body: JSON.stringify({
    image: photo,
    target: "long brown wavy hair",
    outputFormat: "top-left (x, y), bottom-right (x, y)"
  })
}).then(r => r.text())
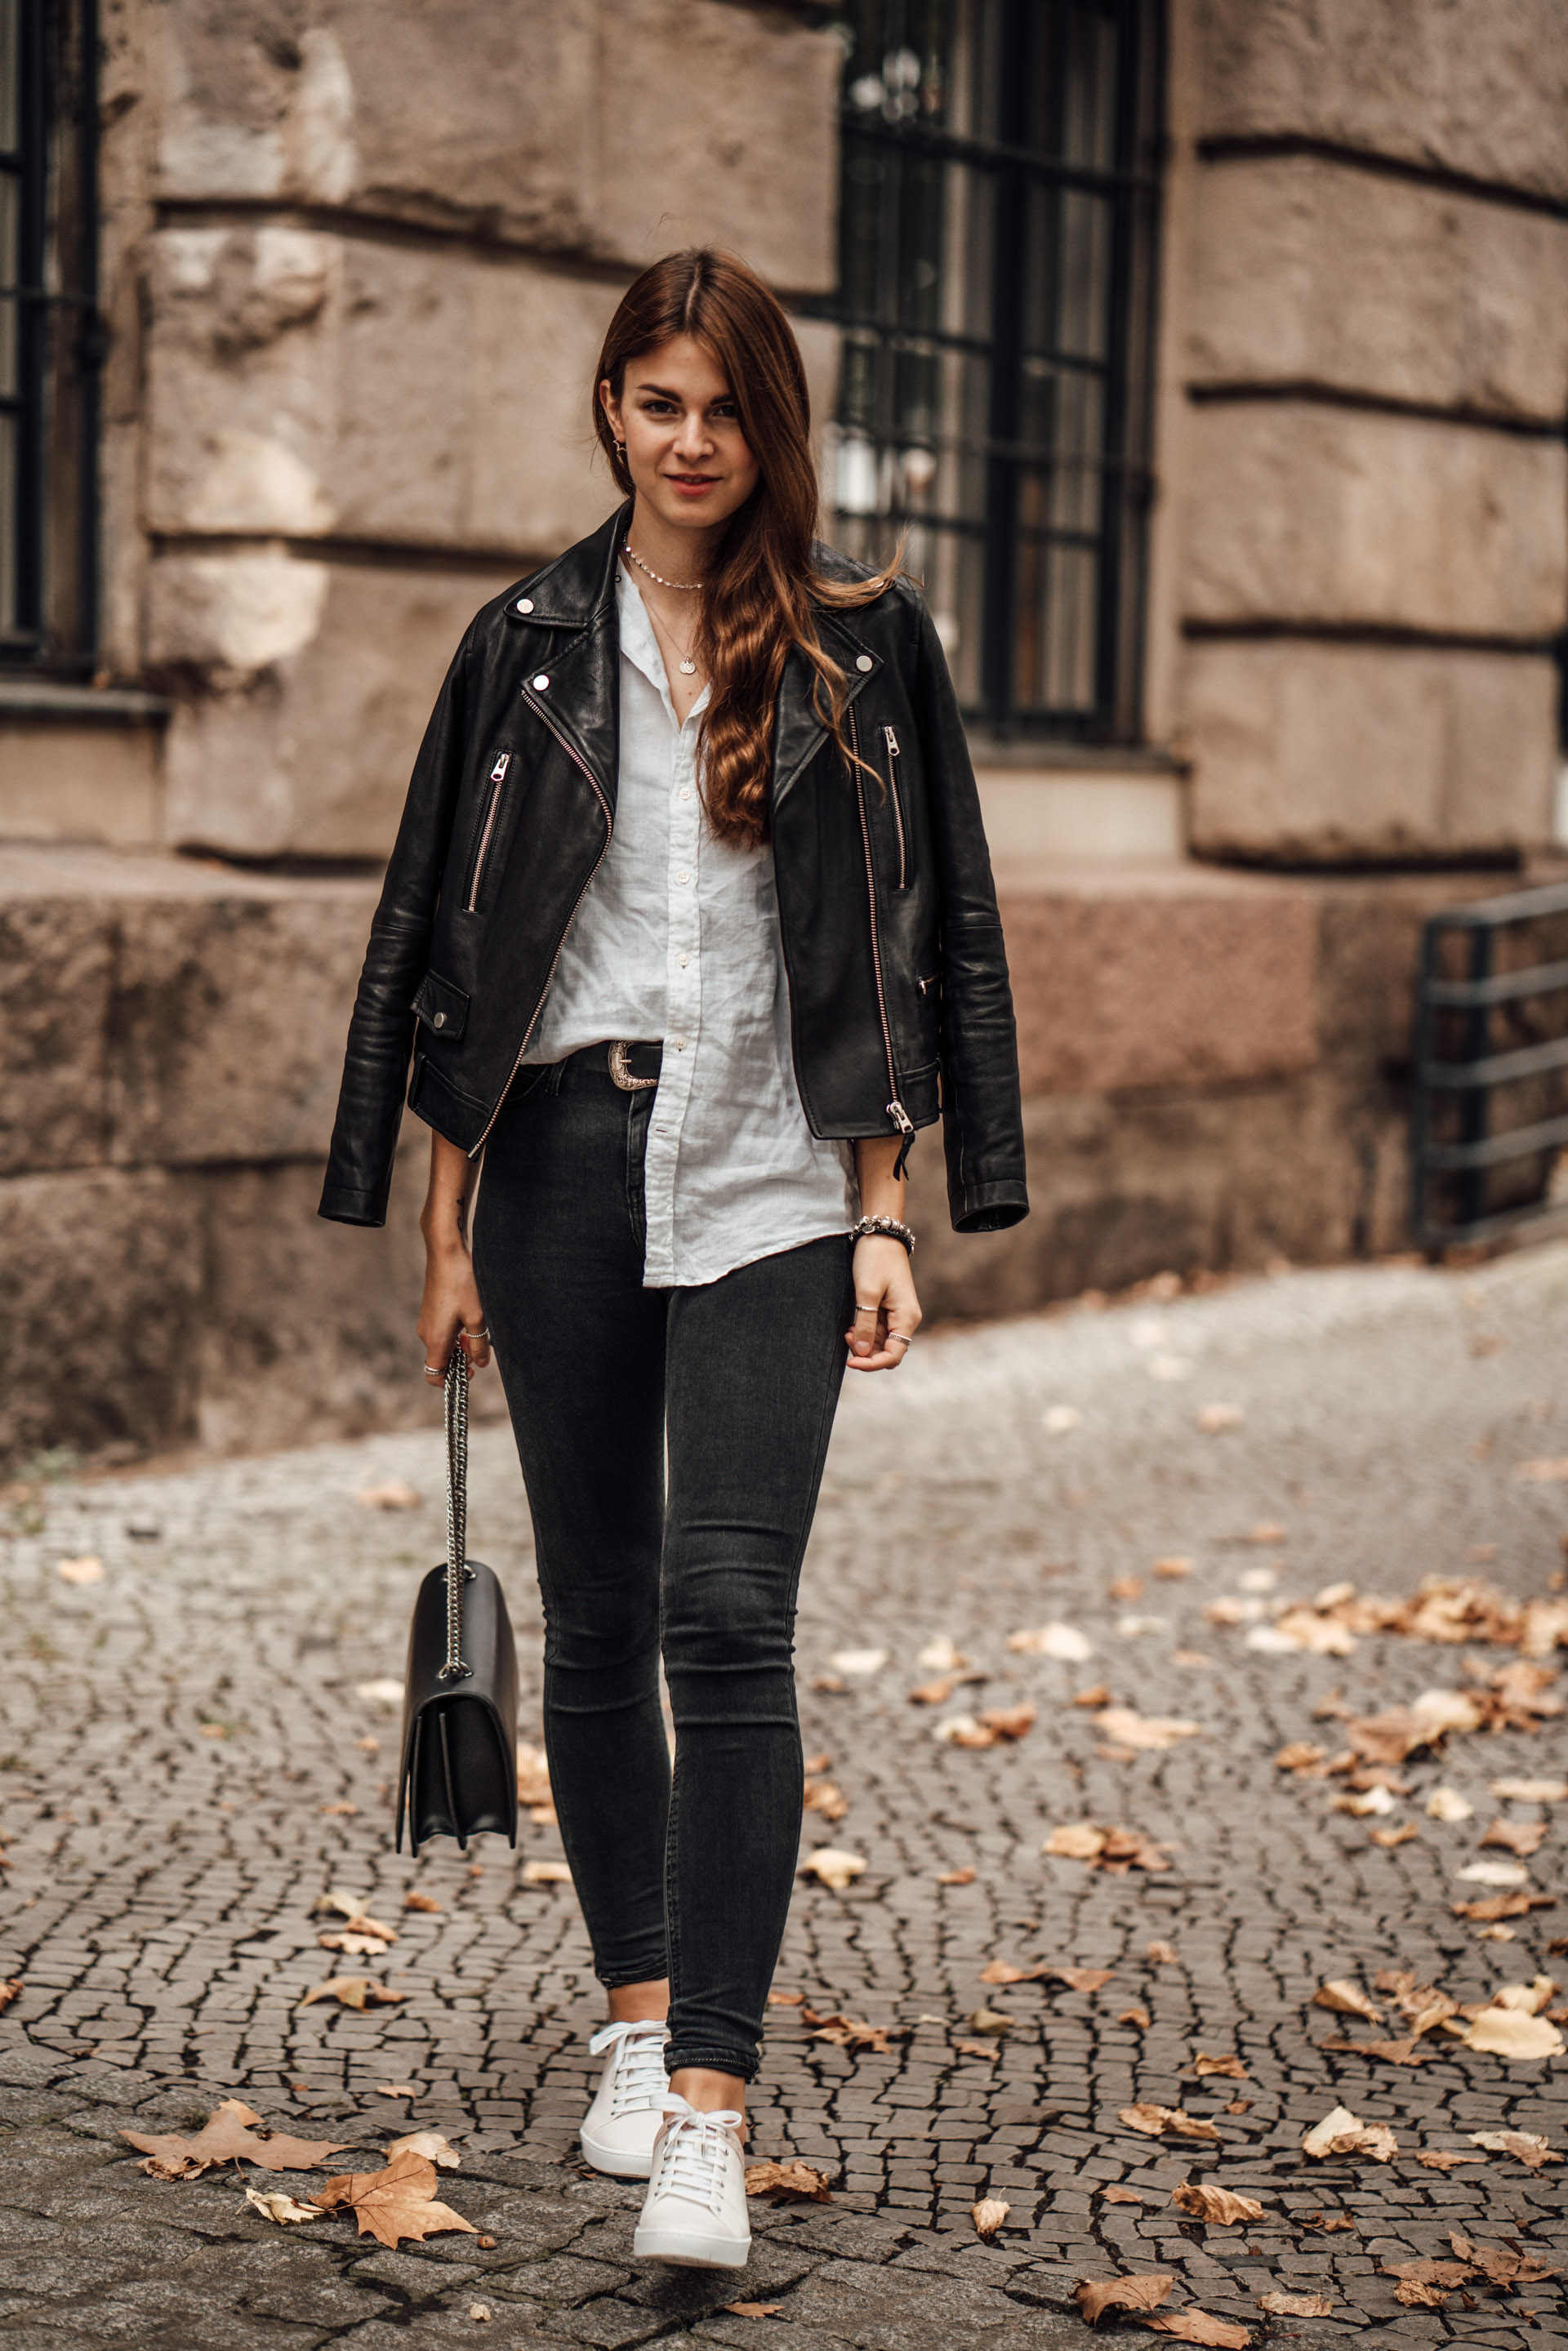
top-left (593, 249), bottom-right (899, 849)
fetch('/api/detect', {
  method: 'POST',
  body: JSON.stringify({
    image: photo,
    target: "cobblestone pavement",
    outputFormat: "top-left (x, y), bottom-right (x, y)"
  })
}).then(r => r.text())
top-left (2, 1244), bottom-right (1567, 2349)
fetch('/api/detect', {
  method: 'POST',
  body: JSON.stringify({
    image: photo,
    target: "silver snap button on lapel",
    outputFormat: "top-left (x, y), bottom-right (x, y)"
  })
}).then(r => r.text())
top-left (532, 673), bottom-right (550, 691)
top-left (516, 597), bottom-right (534, 613)
top-left (856, 653), bottom-right (874, 672)
top-left (433, 1011), bottom-right (446, 1029)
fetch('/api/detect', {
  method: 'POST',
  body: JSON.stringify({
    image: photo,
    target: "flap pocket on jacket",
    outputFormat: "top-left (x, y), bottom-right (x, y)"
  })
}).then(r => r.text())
top-left (411, 969), bottom-right (469, 1041)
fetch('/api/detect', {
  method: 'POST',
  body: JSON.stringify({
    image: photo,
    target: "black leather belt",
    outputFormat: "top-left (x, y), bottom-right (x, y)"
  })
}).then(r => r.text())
top-left (559, 1040), bottom-right (663, 1091)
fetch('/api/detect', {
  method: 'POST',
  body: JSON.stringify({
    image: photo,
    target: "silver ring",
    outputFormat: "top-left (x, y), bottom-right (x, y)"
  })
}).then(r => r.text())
top-left (889, 1333), bottom-right (912, 1347)
top-left (423, 1364), bottom-right (443, 1380)
top-left (462, 1325), bottom-right (492, 1342)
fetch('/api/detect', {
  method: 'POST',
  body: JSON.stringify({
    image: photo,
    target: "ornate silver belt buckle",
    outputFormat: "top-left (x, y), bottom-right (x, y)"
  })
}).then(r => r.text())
top-left (608, 1040), bottom-right (657, 1092)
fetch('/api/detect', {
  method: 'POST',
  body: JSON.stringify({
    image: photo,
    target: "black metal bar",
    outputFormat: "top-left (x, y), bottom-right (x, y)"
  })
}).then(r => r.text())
top-left (979, 0), bottom-right (1029, 727)
top-left (843, 111), bottom-right (1160, 190)
top-left (1426, 954), bottom-right (1568, 1009)
top-left (12, 0), bottom-right (47, 642)
top-left (1410, 895), bottom-right (1438, 1243)
top-left (77, 0), bottom-right (100, 667)
top-left (1457, 921), bottom-right (1494, 1229)
top-left (1422, 1032), bottom-right (1568, 1090)
top-left (1417, 1107), bottom-right (1568, 1174)
top-left (1426, 879), bottom-right (1568, 928)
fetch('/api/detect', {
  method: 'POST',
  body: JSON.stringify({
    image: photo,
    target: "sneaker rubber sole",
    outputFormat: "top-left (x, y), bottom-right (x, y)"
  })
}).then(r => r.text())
top-left (579, 2124), bottom-right (657, 2180)
top-left (631, 2220), bottom-right (751, 2269)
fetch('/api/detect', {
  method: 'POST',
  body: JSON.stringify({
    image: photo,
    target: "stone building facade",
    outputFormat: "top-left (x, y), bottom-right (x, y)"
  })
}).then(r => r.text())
top-left (3, 0), bottom-right (1566, 1462)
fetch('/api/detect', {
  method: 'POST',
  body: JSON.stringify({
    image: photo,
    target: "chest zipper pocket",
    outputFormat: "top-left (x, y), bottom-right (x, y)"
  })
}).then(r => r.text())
top-left (884, 726), bottom-right (910, 890)
top-left (466, 750), bottom-right (511, 912)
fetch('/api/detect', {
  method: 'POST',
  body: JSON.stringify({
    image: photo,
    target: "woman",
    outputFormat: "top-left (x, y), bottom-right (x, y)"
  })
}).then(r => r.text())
top-left (320, 248), bottom-right (1026, 2270)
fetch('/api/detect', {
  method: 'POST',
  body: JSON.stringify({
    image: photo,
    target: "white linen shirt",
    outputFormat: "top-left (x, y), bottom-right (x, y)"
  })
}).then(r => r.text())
top-left (523, 567), bottom-right (856, 1288)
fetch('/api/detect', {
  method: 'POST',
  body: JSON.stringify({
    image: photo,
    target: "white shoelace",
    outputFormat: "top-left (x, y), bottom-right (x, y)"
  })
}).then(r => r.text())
top-left (649, 2095), bottom-right (745, 2215)
top-left (588, 2019), bottom-right (670, 2120)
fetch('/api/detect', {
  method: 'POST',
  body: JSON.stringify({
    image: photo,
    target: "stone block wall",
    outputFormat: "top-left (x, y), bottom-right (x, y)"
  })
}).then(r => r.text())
top-left (1154, 0), bottom-right (1568, 866)
top-left (90, 0), bottom-right (843, 859)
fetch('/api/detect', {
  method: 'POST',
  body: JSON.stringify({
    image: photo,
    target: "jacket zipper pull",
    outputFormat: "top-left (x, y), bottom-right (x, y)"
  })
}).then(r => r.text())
top-left (884, 725), bottom-right (899, 757)
top-left (490, 751), bottom-right (511, 782)
top-left (888, 1098), bottom-right (915, 1182)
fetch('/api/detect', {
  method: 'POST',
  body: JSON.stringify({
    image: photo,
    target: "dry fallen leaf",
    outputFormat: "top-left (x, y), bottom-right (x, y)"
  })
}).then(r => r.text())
top-left (828, 1647), bottom-right (887, 1676)
top-left (1467, 2129), bottom-right (1558, 2167)
top-left (1044, 1822), bottom-right (1106, 1860)
top-left (1426, 1786), bottom-right (1474, 1822)
top-left (1101, 2185), bottom-right (1146, 2203)
top-left (1257, 2292), bottom-right (1330, 2318)
top-left (298, 1977), bottom-right (406, 2010)
top-left (1154, 1556), bottom-right (1192, 1579)
top-left (56, 1556), bottom-right (104, 1585)
top-left (1054, 1966), bottom-right (1116, 1994)
top-left (1196, 1403), bottom-right (1243, 1432)
top-left (969, 2007), bottom-right (1014, 2037)
top-left (1462, 2005), bottom-right (1564, 2059)
top-left (0, 1980), bottom-right (21, 2015)
top-left (1302, 2211), bottom-right (1356, 2230)
top-left (910, 1677), bottom-right (959, 1706)
top-left (743, 2158), bottom-right (834, 2202)
top-left (1007, 1621), bottom-right (1094, 1661)
top-left (354, 1481), bottom-right (421, 1510)
top-left (354, 1679), bottom-right (404, 1707)
top-left (318, 1931), bottom-right (393, 1957)
top-left (1144, 2309), bottom-right (1251, 2345)
top-left (1481, 1816), bottom-right (1548, 1857)
top-left (1301, 2106), bottom-right (1396, 2162)
top-left (972, 2197), bottom-right (1009, 2238)
top-left (1094, 1708), bottom-right (1202, 1751)
top-left (1312, 1979), bottom-right (1383, 2023)
top-left (797, 1848), bottom-right (866, 1892)
top-left (802, 1779), bottom-right (849, 1822)
top-left (952, 2037), bottom-right (1001, 2060)
top-left (469, 2309), bottom-right (491, 2325)
top-left (1370, 1823), bottom-right (1420, 1848)
top-left (122, 2099), bottom-right (351, 2180)
top-left (802, 2008), bottom-right (905, 2054)
top-left (385, 2131), bottom-right (461, 2168)
top-left (1192, 2053), bottom-right (1247, 2079)
top-left (1274, 1742), bottom-right (1325, 1773)
top-left (318, 1801), bottom-right (359, 1818)
top-left (1412, 2149), bottom-right (1486, 2171)
top-left (1383, 2259), bottom-right (1473, 2309)
top-left (1452, 1888), bottom-right (1552, 1921)
top-left (1118, 2005), bottom-right (1152, 2030)
top-left (1331, 1785), bottom-right (1396, 1817)
top-left (374, 2082), bottom-right (416, 2098)
top-left (243, 2186), bottom-right (320, 2224)
top-left (1490, 1776), bottom-right (1568, 1803)
top-left (1075, 2273), bottom-right (1175, 2326)
top-left (936, 1866), bottom-right (976, 1886)
top-left (1118, 2104), bottom-right (1220, 2142)
top-left (1450, 2228), bottom-right (1560, 2288)
top-left (724, 2304), bottom-right (783, 2320)
top-left (520, 1861), bottom-right (572, 1886)
top-left (314, 2150), bottom-right (477, 2248)
top-left (1073, 1682), bottom-right (1112, 1708)
top-left (1171, 2180), bottom-right (1262, 2225)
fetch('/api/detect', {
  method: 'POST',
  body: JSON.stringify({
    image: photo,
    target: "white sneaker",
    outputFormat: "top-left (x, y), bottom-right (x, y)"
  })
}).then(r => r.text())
top-left (632, 2095), bottom-right (751, 2269)
top-left (578, 2019), bottom-right (672, 2178)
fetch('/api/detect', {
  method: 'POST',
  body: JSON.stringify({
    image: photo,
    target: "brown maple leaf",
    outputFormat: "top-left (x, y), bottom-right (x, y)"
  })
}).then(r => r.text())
top-left (313, 2149), bottom-right (478, 2247)
top-left (743, 2157), bottom-right (834, 2202)
top-left (403, 1890), bottom-right (442, 1912)
top-left (801, 2007), bottom-right (903, 2054)
top-left (1171, 2180), bottom-right (1262, 2226)
top-left (297, 1976), bottom-right (406, 2010)
top-left (0, 1980), bottom-right (21, 2014)
top-left (1192, 2052), bottom-right (1247, 2079)
top-left (122, 2099), bottom-right (351, 2180)
top-left (1144, 2313), bottom-right (1251, 2347)
top-left (1076, 2273), bottom-right (1174, 2325)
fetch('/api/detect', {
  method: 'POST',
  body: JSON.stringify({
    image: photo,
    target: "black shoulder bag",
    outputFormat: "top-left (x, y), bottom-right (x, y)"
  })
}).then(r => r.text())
top-left (395, 1347), bottom-right (519, 1855)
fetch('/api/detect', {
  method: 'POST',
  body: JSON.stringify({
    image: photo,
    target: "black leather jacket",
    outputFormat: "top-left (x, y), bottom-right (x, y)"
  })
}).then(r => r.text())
top-left (318, 505), bottom-right (1027, 1236)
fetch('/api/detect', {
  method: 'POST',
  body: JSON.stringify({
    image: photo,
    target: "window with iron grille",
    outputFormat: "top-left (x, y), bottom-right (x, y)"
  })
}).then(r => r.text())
top-left (812, 0), bottom-right (1160, 739)
top-left (1, 0), bottom-right (100, 670)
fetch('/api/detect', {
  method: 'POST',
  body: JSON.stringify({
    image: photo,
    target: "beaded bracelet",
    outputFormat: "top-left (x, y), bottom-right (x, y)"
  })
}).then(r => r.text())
top-left (850, 1213), bottom-right (915, 1256)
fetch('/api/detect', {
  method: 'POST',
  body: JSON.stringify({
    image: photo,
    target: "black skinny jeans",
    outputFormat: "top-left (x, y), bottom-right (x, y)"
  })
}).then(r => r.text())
top-left (472, 1054), bottom-right (854, 2081)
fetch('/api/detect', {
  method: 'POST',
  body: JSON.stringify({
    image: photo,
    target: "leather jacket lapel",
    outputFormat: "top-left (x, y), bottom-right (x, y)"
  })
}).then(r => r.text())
top-left (772, 613), bottom-right (883, 809)
top-left (512, 502), bottom-right (629, 817)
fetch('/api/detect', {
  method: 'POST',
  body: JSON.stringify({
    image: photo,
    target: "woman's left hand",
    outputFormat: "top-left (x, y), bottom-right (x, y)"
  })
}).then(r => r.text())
top-left (846, 1236), bottom-right (922, 1371)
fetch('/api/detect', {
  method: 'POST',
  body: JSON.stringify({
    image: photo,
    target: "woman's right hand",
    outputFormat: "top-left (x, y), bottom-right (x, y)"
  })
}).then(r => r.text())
top-left (416, 1133), bottom-right (492, 1386)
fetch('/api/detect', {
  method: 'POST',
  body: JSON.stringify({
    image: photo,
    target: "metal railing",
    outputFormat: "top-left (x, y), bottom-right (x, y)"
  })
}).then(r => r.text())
top-left (1412, 879), bottom-right (1568, 1249)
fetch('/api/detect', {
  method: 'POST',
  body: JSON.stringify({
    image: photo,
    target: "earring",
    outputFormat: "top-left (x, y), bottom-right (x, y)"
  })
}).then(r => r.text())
top-left (614, 439), bottom-right (626, 460)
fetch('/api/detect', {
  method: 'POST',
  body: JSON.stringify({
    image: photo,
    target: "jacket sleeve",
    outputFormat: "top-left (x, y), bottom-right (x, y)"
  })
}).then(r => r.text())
top-left (912, 599), bottom-right (1030, 1234)
top-left (318, 631), bottom-right (472, 1227)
